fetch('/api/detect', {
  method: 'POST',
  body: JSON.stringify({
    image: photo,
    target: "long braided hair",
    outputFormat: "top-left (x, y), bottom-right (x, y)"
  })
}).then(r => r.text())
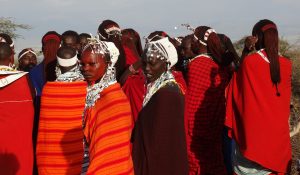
top-left (194, 26), bottom-right (230, 66)
top-left (252, 19), bottom-right (280, 85)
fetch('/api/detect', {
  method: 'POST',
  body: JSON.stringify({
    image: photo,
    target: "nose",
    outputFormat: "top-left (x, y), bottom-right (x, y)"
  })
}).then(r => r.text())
top-left (29, 58), bottom-right (35, 63)
top-left (144, 63), bottom-right (151, 73)
top-left (81, 64), bottom-right (89, 73)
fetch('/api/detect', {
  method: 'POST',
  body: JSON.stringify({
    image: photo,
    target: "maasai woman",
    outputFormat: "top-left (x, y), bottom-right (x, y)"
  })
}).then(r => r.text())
top-left (226, 19), bottom-right (292, 175)
top-left (80, 37), bottom-right (134, 175)
top-left (132, 37), bottom-right (189, 175)
top-left (185, 26), bottom-right (232, 175)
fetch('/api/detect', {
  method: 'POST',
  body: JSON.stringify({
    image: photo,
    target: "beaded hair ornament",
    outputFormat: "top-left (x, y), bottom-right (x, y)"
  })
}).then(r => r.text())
top-left (98, 25), bottom-right (122, 40)
top-left (83, 35), bottom-right (119, 107)
top-left (194, 28), bottom-right (216, 46)
top-left (144, 37), bottom-right (178, 69)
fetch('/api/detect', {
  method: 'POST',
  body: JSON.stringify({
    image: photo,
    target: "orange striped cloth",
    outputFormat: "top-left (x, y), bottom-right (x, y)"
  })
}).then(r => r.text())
top-left (36, 81), bottom-right (87, 175)
top-left (83, 83), bottom-right (134, 175)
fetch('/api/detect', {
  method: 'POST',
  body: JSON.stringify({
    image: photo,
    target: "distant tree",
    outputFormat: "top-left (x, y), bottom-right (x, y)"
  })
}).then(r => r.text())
top-left (233, 35), bottom-right (300, 58)
top-left (0, 17), bottom-right (31, 39)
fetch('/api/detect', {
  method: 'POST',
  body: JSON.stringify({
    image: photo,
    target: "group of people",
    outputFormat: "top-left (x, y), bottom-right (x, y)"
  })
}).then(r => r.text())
top-left (0, 18), bottom-right (292, 175)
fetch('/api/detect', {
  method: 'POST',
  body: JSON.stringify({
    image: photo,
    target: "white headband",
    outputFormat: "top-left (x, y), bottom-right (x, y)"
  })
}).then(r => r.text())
top-left (57, 54), bottom-right (78, 67)
top-left (105, 26), bottom-right (121, 33)
top-left (203, 29), bottom-right (216, 41)
top-left (0, 37), bottom-right (14, 48)
top-left (98, 26), bottom-right (122, 40)
top-left (18, 50), bottom-right (37, 61)
top-left (104, 41), bottom-right (119, 67)
top-left (83, 36), bottom-right (120, 67)
top-left (146, 37), bottom-right (178, 69)
top-left (0, 37), bottom-right (6, 43)
top-left (194, 28), bottom-right (216, 46)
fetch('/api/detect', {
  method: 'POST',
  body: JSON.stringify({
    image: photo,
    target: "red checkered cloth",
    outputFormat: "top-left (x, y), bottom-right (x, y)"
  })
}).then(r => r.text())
top-left (185, 55), bottom-right (230, 175)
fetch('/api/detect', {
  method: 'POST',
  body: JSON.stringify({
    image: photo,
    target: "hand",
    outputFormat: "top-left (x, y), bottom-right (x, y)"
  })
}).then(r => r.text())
top-left (244, 36), bottom-right (258, 51)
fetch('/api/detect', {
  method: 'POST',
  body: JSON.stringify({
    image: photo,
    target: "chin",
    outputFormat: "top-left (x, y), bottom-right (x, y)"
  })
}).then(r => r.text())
top-left (146, 77), bottom-right (157, 84)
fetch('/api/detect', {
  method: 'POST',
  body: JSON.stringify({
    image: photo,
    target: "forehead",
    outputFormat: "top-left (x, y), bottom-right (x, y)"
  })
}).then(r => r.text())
top-left (81, 51), bottom-right (105, 62)
top-left (64, 36), bottom-right (77, 43)
top-left (144, 51), bottom-right (161, 62)
top-left (182, 38), bottom-right (192, 46)
top-left (22, 52), bottom-right (36, 57)
top-left (105, 24), bottom-right (119, 30)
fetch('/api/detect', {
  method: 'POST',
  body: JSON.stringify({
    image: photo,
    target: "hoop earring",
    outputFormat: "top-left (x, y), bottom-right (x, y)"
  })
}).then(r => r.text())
top-left (8, 63), bottom-right (16, 69)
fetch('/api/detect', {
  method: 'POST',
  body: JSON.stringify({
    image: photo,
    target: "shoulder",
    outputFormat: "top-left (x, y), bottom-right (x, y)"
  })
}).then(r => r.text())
top-left (279, 56), bottom-right (292, 66)
top-left (242, 52), bottom-right (259, 64)
top-left (99, 83), bottom-right (130, 107)
top-left (152, 82), bottom-right (184, 103)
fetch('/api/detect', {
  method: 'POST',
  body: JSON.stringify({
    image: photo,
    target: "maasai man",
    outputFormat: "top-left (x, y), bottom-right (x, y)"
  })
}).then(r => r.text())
top-left (61, 30), bottom-right (80, 52)
top-left (0, 42), bottom-right (35, 175)
top-left (179, 34), bottom-right (197, 80)
top-left (226, 19), bottom-right (292, 175)
top-left (218, 33), bottom-right (241, 71)
top-left (132, 37), bottom-right (189, 175)
top-left (36, 46), bottom-right (86, 175)
top-left (217, 33), bottom-right (241, 175)
top-left (185, 26), bottom-right (232, 175)
top-left (78, 33), bottom-right (91, 58)
top-left (0, 33), bottom-right (15, 54)
top-left (120, 28), bottom-right (145, 122)
top-left (17, 48), bottom-right (37, 72)
top-left (80, 37), bottom-right (133, 175)
top-left (40, 31), bottom-right (61, 82)
top-left (98, 20), bottom-right (126, 81)
top-left (29, 32), bottom-right (61, 166)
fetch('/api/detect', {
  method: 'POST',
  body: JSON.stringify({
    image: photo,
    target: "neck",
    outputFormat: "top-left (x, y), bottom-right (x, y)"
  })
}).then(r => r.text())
top-left (198, 46), bottom-right (207, 54)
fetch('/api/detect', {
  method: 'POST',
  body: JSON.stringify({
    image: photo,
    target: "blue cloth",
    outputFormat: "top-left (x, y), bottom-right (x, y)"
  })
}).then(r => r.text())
top-left (222, 127), bottom-right (233, 174)
top-left (29, 62), bottom-right (45, 96)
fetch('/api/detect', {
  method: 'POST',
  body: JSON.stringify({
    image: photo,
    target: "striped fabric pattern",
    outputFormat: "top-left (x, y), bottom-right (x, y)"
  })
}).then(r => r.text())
top-left (36, 81), bottom-right (87, 175)
top-left (83, 83), bottom-right (134, 175)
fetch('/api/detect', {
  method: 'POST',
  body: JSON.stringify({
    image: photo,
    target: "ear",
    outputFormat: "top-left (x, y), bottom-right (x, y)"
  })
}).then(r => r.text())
top-left (9, 54), bottom-right (14, 65)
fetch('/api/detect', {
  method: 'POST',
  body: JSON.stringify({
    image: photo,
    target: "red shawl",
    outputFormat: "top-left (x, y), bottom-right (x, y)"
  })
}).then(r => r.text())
top-left (0, 74), bottom-right (34, 175)
top-left (123, 46), bottom-right (139, 69)
top-left (172, 70), bottom-right (187, 94)
top-left (225, 51), bottom-right (292, 173)
top-left (122, 71), bottom-right (145, 122)
top-left (185, 55), bottom-right (230, 174)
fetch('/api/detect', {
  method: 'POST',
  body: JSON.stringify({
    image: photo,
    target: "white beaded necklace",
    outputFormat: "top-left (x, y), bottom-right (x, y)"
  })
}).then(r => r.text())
top-left (143, 71), bottom-right (176, 107)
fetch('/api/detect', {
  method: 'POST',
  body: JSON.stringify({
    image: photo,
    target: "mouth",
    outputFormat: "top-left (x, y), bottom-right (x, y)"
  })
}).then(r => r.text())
top-left (145, 73), bottom-right (153, 79)
top-left (83, 74), bottom-right (92, 78)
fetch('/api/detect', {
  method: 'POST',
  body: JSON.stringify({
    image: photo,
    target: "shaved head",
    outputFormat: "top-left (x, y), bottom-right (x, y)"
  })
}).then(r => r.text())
top-left (0, 42), bottom-right (13, 63)
top-left (57, 46), bottom-right (77, 60)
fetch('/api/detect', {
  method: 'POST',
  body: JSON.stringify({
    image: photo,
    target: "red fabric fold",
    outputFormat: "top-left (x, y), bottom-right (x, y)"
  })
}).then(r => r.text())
top-left (225, 51), bottom-right (292, 173)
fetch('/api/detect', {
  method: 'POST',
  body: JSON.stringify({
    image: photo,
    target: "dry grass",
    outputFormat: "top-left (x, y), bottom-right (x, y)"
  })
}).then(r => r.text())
top-left (290, 53), bottom-right (300, 175)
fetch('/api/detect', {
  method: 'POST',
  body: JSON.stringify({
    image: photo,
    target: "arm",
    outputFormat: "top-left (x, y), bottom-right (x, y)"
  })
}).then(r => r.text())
top-left (119, 60), bottom-right (142, 85)
top-left (241, 36), bottom-right (257, 62)
top-left (87, 96), bottom-right (134, 174)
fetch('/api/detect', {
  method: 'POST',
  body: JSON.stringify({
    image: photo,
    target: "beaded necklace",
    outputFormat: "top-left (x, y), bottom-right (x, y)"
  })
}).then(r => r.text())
top-left (189, 53), bottom-right (212, 63)
top-left (55, 65), bottom-right (84, 82)
top-left (143, 71), bottom-right (176, 107)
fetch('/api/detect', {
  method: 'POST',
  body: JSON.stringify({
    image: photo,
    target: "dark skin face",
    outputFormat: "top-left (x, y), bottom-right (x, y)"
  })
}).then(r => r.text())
top-left (18, 52), bottom-right (37, 71)
top-left (180, 37), bottom-right (195, 59)
top-left (80, 51), bottom-right (108, 84)
top-left (142, 52), bottom-right (167, 83)
top-left (79, 37), bottom-right (89, 52)
top-left (100, 24), bottom-right (122, 43)
top-left (62, 36), bottom-right (79, 51)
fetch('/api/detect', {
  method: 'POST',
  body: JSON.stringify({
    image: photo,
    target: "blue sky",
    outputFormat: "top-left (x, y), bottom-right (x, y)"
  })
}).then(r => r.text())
top-left (1, 0), bottom-right (300, 53)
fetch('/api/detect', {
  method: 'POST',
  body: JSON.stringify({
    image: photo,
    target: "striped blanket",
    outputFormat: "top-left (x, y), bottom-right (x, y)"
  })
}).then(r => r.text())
top-left (36, 81), bottom-right (87, 175)
top-left (83, 83), bottom-right (134, 175)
